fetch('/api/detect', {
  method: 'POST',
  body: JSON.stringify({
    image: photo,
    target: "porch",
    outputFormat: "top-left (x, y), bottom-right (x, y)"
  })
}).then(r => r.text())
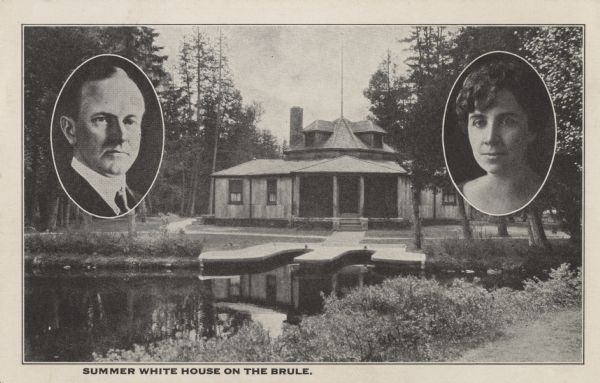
top-left (291, 173), bottom-right (410, 230)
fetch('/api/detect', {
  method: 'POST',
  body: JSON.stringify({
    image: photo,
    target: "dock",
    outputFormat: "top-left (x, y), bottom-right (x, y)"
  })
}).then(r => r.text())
top-left (198, 243), bottom-right (312, 275)
top-left (198, 242), bottom-right (425, 275)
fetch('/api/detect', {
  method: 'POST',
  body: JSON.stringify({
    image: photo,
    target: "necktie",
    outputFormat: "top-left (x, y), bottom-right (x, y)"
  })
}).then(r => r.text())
top-left (114, 188), bottom-right (129, 214)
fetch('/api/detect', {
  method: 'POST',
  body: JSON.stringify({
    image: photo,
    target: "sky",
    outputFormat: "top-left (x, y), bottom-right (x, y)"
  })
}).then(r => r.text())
top-left (155, 26), bottom-right (413, 143)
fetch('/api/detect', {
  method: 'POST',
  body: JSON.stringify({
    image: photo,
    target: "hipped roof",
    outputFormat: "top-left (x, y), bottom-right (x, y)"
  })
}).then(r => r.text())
top-left (212, 155), bottom-right (407, 177)
top-left (292, 117), bottom-right (395, 153)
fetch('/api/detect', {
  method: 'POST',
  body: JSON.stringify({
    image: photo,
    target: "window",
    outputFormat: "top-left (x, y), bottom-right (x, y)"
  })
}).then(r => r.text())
top-left (267, 179), bottom-right (277, 205)
top-left (305, 132), bottom-right (315, 147)
top-left (442, 188), bottom-right (457, 205)
top-left (228, 179), bottom-right (243, 204)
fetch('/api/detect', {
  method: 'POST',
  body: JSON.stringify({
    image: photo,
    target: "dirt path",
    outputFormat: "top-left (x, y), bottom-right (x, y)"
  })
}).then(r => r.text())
top-left (456, 309), bottom-right (582, 363)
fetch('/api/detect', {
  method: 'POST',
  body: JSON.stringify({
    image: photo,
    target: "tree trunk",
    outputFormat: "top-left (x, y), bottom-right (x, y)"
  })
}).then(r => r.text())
top-left (138, 199), bottom-right (147, 223)
top-left (25, 156), bottom-right (39, 227)
top-left (127, 211), bottom-right (136, 239)
top-left (47, 196), bottom-right (60, 232)
top-left (497, 216), bottom-right (509, 237)
top-left (64, 198), bottom-right (72, 230)
top-left (180, 167), bottom-right (186, 216)
top-left (187, 154), bottom-right (201, 216)
top-left (457, 196), bottom-right (473, 240)
top-left (527, 205), bottom-right (550, 248)
top-left (411, 187), bottom-right (422, 249)
top-left (82, 210), bottom-right (92, 232)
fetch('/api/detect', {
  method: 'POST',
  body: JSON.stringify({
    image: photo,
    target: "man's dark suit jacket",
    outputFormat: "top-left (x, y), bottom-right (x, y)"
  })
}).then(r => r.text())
top-left (60, 166), bottom-right (139, 218)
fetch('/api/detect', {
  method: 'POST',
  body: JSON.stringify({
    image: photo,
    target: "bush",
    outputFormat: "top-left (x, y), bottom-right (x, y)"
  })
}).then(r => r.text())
top-left (95, 322), bottom-right (278, 362)
top-left (425, 238), bottom-right (581, 276)
top-left (25, 231), bottom-right (203, 257)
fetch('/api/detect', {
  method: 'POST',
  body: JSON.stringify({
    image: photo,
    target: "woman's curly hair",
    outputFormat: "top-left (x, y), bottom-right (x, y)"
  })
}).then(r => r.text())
top-left (455, 55), bottom-right (553, 135)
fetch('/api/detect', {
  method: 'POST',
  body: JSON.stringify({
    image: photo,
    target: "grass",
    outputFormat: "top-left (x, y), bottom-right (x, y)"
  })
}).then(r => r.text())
top-left (456, 308), bottom-right (582, 362)
top-left (188, 224), bottom-right (332, 237)
top-left (185, 233), bottom-right (324, 252)
top-left (54, 215), bottom-right (170, 233)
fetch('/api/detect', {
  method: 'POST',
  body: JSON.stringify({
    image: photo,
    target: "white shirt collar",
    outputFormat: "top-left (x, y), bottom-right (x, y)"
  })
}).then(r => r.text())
top-left (71, 157), bottom-right (129, 215)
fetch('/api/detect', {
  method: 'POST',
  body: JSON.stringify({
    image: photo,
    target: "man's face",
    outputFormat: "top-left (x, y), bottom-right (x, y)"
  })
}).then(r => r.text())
top-left (467, 88), bottom-right (535, 176)
top-left (71, 70), bottom-right (145, 177)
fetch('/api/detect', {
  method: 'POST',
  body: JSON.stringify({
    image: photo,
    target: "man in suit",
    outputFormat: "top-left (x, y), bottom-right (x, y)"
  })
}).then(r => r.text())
top-left (58, 58), bottom-right (145, 218)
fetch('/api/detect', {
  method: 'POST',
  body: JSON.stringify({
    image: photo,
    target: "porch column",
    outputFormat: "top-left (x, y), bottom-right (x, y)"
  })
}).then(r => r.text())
top-left (293, 175), bottom-right (301, 216)
top-left (359, 176), bottom-right (365, 217)
top-left (397, 175), bottom-right (403, 218)
top-left (332, 175), bottom-right (339, 218)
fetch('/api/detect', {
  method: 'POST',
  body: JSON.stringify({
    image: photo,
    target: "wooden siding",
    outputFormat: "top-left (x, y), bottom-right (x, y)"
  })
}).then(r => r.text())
top-left (420, 188), bottom-right (461, 220)
top-left (214, 174), bottom-right (461, 220)
top-left (215, 176), bottom-right (292, 220)
top-left (397, 175), bottom-right (412, 219)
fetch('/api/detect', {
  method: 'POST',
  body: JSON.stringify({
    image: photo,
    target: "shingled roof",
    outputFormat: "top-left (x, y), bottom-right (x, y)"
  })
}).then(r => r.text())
top-left (321, 118), bottom-right (370, 150)
top-left (212, 156), bottom-right (406, 177)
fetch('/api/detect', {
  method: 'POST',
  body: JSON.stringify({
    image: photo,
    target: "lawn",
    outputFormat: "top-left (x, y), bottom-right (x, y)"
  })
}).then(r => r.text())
top-left (185, 233), bottom-right (324, 252)
top-left (456, 308), bottom-right (582, 362)
top-left (55, 215), bottom-right (170, 233)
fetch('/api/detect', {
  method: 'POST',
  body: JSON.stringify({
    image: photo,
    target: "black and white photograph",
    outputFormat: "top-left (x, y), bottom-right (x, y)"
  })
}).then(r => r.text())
top-left (22, 24), bottom-right (582, 366)
top-left (52, 54), bottom-right (164, 218)
top-left (443, 51), bottom-right (556, 216)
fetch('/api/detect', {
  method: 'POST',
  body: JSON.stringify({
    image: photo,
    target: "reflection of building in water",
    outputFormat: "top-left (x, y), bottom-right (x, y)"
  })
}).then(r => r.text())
top-left (210, 107), bottom-right (463, 229)
top-left (209, 264), bottom-right (384, 314)
top-left (25, 264), bottom-right (401, 361)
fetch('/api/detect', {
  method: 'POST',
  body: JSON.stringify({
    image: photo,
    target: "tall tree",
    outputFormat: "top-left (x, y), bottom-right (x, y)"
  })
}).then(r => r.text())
top-left (521, 27), bottom-right (583, 244)
top-left (153, 29), bottom-right (281, 217)
top-left (401, 27), bottom-right (455, 248)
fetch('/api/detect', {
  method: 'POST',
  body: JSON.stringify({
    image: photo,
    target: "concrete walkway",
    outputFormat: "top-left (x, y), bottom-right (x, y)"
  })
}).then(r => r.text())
top-left (322, 230), bottom-right (366, 246)
top-left (165, 218), bottom-right (195, 233)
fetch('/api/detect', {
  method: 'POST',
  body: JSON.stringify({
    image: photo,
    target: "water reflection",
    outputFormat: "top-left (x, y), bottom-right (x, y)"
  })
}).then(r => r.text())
top-left (25, 263), bottom-right (402, 362)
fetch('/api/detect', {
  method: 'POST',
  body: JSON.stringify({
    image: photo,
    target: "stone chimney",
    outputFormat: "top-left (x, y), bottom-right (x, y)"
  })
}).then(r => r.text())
top-left (289, 106), bottom-right (304, 148)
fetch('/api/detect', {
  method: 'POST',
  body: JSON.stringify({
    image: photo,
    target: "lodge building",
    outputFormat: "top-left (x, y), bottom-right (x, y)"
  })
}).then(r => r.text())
top-left (210, 107), bottom-right (462, 229)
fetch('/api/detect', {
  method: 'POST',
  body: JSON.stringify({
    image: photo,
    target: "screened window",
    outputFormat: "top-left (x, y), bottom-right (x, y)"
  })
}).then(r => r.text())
top-left (267, 179), bottom-right (277, 205)
top-left (442, 188), bottom-right (457, 205)
top-left (229, 179), bottom-right (243, 204)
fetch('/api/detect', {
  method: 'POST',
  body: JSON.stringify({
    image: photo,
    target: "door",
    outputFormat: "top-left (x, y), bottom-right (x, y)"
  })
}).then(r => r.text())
top-left (338, 176), bottom-right (359, 214)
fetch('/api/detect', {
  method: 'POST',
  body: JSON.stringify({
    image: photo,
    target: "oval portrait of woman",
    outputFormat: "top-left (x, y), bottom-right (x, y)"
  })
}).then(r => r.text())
top-left (51, 54), bottom-right (164, 219)
top-left (443, 51), bottom-right (556, 216)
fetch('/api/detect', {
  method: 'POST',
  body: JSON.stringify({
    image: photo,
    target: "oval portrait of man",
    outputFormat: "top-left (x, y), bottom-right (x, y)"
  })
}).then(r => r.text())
top-left (443, 51), bottom-right (556, 216)
top-left (51, 54), bottom-right (164, 218)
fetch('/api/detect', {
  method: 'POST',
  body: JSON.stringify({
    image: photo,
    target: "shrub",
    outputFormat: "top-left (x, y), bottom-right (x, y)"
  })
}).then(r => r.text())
top-left (95, 322), bottom-right (278, 362)
top-left (425, 238), bottom-right (581, 276)
top-left (25, 231), bottom-right (203, 258)
top-left (521, 263), bottom-right (582, 312)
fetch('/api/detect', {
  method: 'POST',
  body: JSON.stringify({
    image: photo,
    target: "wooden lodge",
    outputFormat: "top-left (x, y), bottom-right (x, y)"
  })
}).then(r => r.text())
top-left (209, 107), bottom-right (462, 229)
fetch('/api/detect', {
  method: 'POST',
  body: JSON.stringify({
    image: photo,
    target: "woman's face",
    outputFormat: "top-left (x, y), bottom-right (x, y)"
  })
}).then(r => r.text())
top-left (467, 89), bottom-right (535, 177)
